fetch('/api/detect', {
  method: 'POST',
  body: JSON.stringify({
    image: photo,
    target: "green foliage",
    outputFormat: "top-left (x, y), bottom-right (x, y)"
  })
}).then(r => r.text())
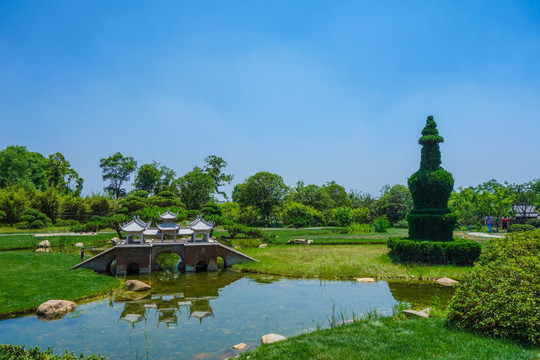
top-left (201, 202), bottom-right (221, 217)
top-left (376, 185), bottom-right (412, 225)
top-left (32, 187), bottom-right (61, 222)
top-left (99, 152), bottom-right (137, 199)
top-left (332, 207), bottom-right (353, 227)
top-left (0, 344), bottom-right (107, 359)
top-left (508, 224), bottom-right (535, 233)
top-left (202, 155), bottom-right (234, 199)
top-left (18, 208), bottom-right (51, 229)
top-left (0, 187), bottom-right (30, 225)
top-left (173, 169), bottom-right (215, 210)
top-left (322, 181), bottom-right (351, 208)
top-left (387, 237), bottom-right (481, 265)
top-left (446, 230), bottom-right (540, 345)
top-left (525, 218), bottom-right (540, 228)
top-left (133, 161), bottom-right (175, 195)
top-left (351, 206), bottom-right (371, 223)
top-left (407, 210), bottom-right (458, 242)
top-left (372, 216), bottom-right (389, 233)
top-left (281, 201), bottom-right (316, 227)
top-left (233, 171), bottom-right (289, 219)
top-left (394, 220), bottom-right (408, 228)
top-left (0, 145), bottom-right (48, 191)
top-left (347, 223), bottom-right (372, 234)
top-left (290, 181), bottom-right (332, 211)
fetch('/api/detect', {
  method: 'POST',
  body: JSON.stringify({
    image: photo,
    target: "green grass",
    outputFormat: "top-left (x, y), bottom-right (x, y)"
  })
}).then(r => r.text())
top-left (0, 233), bottom-right (114, 251)
top-left (0, 251), bottom-right (121, 316)
top-left (237, 317), bottom-right (539, 360)
top-left (233, 244), bottom-right (472, 280)
top-left (0, 226), bottom-right (72, 234)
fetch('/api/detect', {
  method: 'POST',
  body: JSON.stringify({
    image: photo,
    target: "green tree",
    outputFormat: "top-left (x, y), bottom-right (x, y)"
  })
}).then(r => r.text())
top-left (133, 161), bottom-right (176, 195)
top-left (290, 181), bottom-right (332, 211)
top-left (202, 155), bottom-right (234, 199)
top-left (375, 184), bottom-right (412, 225)
top-left (32, 188), bottom-right (62, 223)
top-left (322, 181), bottom-right (351, 208)
top-left (233, 171), bottom-right (289, 219)
top-left (0, 145), bottom-right (48, 190)
top-left (449, 187), bottom-right (480, 227)
top-left (173, 169), bottom-right (215, 210)
top-left (99, 152), bottom-right (137, 199)
top-left (0, 187), bottom-right (30, 226)
top-left (45, 152), bottom-right (84, 195)
top-left (476, 181), bottom-right (515, 228)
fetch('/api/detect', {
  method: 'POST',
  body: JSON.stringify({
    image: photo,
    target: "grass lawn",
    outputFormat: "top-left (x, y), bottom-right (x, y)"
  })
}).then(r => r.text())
top-left (0, 226), bottom-right (72, 234)
top-left (237, 317), bottom-right (539, 360)
top-left (233, 244), bottom-right (472, 280)
top-left (0, 251), bottom-right (121, 317)
top-left (0, 233), bottom-right (114, 251)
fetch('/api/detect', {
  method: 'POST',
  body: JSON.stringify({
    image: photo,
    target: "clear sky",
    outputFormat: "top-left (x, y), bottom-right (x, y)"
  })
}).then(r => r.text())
top-left (1, 1), bottom-right (539, 198)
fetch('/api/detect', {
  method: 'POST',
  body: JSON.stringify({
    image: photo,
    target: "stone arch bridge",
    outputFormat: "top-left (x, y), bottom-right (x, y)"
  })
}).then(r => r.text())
top-left (72, 241), bottom-right (258, 275)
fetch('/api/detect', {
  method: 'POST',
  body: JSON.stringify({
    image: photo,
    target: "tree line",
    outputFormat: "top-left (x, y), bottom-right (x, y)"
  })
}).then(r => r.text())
top-left (0, 145), bottom-right (538, 230)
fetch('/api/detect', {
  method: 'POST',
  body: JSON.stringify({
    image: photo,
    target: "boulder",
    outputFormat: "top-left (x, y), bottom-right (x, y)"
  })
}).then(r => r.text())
top-left (38, 240), bottom-right (51, 248)
top-left (420, 307), bottom-right (432, 317)
top-left (403, 309), bottom-right (429, 318)
top-left (232, 343), bottom-right (248, 350)
top-left (258, 244), bottom-right (268, 248)
top-left (356, 277), bottom-right (375, 283)
top-left (261, 333), bottom-right (287, 344)
top-left (75, 242), bottom-right (84, 248)
top-left (124, 280), bottom-right (151, 292)
top-left (36, 300), bottom-right (76, 321)
top-left (437, 277), bottom-right (458, 287)
top-left (35, 247), bottom-right (50, 253)
top-left (306, 239), bottom-right (313, 245)
top-left (109, 237), bottom-right (120, 245)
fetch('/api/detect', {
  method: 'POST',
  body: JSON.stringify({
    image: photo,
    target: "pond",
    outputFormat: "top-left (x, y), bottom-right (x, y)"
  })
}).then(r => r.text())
top-left (0, 271), bottom-right (453, 360)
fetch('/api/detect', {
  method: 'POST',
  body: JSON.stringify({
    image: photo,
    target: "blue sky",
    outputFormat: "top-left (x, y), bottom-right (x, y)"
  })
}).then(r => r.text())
top-left (1, 1), bottom-right (539, 197)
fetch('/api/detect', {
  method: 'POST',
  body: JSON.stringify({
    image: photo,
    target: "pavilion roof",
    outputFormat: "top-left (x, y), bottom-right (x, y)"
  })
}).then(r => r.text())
top-left (160, 209), bottom-right (179, 220)
top-left (121, 216), bottom-right (150, 232)
top-left (190, 215), bottom-right (214, 231)
top-left (158, 222), bottom-right (180, 231)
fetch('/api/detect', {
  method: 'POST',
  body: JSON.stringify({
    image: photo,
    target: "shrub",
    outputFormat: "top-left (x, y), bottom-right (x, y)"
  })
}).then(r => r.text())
top-left (348, 223), bottom-right (372, 234)
top-left (525, 218), bottom-right (540, 228)
top-left (468, 224), bottom-right (481, 231)
top-left (333, 207), bottom-right (353, 227)
top-left (446, 230), bottom-right (540, 346)
top-left (281, 201), bottom-right (314, 228)
top-left (17, 208), bottom-right (51, 229)
top-left (224, 224), bottom-right (245, 238)
top-left (201, 202), bottom-right (221, 217)
top-left (372, 216), bottom-right (389, 233)
top-left (387, 237), bottom-right (481, 265)
top-left (394, 220), bottom-right (409, 228)
top-left (55, 219), bottom-right (80, 227)
top-left (351, 206), bottom-right (371, 224)
top-left (508, 224), bottom-right (535, 233)
top-left (0, 344), bottom-right (107, 359)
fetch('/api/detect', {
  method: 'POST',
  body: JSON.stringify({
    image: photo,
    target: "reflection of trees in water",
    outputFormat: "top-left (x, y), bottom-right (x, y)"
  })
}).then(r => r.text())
top-left (116, 271), bottom-right (244, 328)
top-left (387, 282), bottom-right (455, 308)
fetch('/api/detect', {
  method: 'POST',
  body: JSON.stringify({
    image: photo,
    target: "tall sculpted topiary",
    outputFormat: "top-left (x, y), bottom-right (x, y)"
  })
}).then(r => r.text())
top-left (407, 116), bottom-right (457, 241)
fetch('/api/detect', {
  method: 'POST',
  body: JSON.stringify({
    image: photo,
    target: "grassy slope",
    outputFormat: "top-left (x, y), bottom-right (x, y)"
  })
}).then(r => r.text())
top-left (237, 318), bottom-right (539, 360)
top-left (0, 233), bottom-right (113, 250)
top-left (0, 251), bottom-right (121, 316)
top-left (233, 245), bottom-right (472, 280)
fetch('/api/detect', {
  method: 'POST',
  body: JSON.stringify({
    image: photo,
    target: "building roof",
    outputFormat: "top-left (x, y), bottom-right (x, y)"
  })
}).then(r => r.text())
top-left (160, 209), bottom-right (179, 221)
top-left (190, 215), bottom-right (214, 231)
top-left (158, 222), bottom-right (180, 231)
top-left (121, 216), bottom-right (150, 233)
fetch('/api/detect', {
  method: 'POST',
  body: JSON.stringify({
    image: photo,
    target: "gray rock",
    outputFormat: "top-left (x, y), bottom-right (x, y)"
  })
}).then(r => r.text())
top-left (356, 277), bottom-right (375, 283)
top-left (36, 300), bottom-right (76, 321)
top-left (75, 242), bottom-right (84, 248)
top-left (258, 244), bottom-right (268, 248)
top-left (261, 333), bottom-right (287, 344)
top-left (124, 280), bottom-right (151, 292)
top-left (35, 247), bottom-right (50, 253)
top-left (232, 343), bottom-right (248, 350)
top-left (109, 237), bottom-right (120, 245)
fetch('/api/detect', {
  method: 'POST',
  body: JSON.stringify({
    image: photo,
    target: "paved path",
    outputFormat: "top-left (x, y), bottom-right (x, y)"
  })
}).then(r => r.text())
top-left (467, 232), bottom-right (504, 238)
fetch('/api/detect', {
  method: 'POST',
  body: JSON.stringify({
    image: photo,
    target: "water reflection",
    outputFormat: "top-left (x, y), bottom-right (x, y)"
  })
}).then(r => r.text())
top-left (0, 271), bottom-right (453, 360)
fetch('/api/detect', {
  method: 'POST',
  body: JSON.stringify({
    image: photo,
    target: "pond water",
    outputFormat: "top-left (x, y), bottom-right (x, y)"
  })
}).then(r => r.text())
top-left (0, 271), bottom-right (453, 360)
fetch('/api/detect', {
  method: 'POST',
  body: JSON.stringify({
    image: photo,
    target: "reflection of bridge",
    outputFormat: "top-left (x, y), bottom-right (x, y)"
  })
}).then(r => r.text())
top-left (117, 272), bottom-right (244, 328)
top-left (72, 241), bottom-right (258, 275)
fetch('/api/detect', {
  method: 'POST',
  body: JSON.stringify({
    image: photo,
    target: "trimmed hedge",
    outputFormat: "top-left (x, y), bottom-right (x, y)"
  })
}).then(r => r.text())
top-left (0, 344), bottom-right (107, 359)
top-left (525, 218), bottom-right (540, 228)
top-left (446, 230), bottom-right (540, 346)
top-left (508, 224), bottom-right (536, 233)
top-left (387, 237), bottom-right (481, 265)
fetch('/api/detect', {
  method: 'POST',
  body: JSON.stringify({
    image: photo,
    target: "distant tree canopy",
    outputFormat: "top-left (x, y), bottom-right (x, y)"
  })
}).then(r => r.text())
top-left (0, 145), bottom-right (83, 195)
top-left (202, 155), bottom-right (234, 199)
top-left (133, 161), bottom-right (176, 196)
top-left (173, 169), bottom-right (215, 210)
top-left (100, 152), bottom-right (137, 199)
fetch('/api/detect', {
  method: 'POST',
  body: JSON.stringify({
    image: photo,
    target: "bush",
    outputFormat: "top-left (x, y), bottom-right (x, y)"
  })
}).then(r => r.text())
top-left (525, 218), bottom-right (540, 228)
top-left (372, 216), bottom-right (389, 233)
top-left (468, 224), bottom-right (481, 231)
top-left (394, 220), bottom-right (409, 228)
top-left (508, 224), bottom-right (535, 233)
top-left (55, 219), bottom-right (80, 227)
top-left (387, 237), bottom-right (481, 265)
top-left (17, 208), bottom-right (51, 229)
top-left (446, 230), bottom-right (540, 346)
top-left (281, 202), bottom-right (315, 228)
top-left (351, 206), bottom-right (371, 224)
top-left (0, 344), bottom-right (107, 359)
top-left (348, 223), bottom-right (372, 234)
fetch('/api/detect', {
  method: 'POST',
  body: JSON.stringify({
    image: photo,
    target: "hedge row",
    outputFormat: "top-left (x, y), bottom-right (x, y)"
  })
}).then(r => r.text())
top-left (387, 237), bottom-right (481, 265)
top-left (223, 223), bottom-right (275, 243)
top-left (508, 224), bottom-right (536, 233)
top-left (0, 344), bottom-right (106, 360)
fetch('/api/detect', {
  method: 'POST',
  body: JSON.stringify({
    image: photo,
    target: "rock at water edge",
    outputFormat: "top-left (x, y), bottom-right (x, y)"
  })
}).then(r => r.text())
top-left (437, 277), bottom-right (458, 287)
top-left (125, 280), bottom-right (151, 292)
top-left (261, 333), bottom-right (287, 344)
top-left (232, 343), bottom-right (248, 350)
top-left (356, 277), bottom-right (375, 283)
top-left (36, 300), bottom-right (76, 321)
top-left (403, 309), bottom-right (429, 318)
